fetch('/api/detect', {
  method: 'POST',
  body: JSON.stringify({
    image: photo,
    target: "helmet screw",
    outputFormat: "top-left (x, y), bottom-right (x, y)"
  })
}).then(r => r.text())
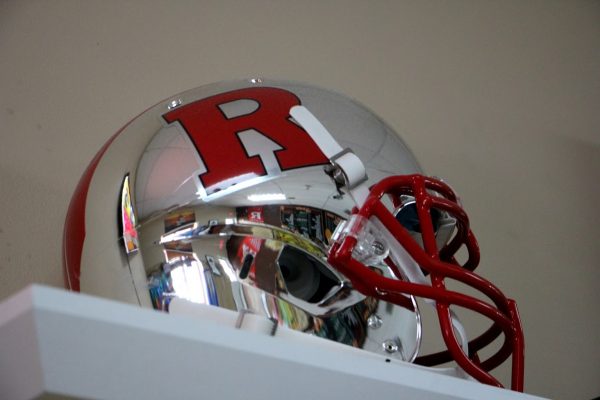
top-left (367, 314), bottom-right (383, 329)
top-left (371, 241), bottom-right (386, 256)
top-left (167, 99), bottom-right (182, 110)
top-left (383, 339), bottom-right (399, 354)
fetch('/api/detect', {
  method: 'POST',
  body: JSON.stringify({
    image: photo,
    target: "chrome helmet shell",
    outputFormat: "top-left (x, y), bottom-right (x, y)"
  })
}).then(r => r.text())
top-left (64, 79), bottom-right (523, 389)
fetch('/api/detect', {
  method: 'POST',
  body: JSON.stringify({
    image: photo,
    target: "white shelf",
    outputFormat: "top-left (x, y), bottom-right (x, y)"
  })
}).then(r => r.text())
top-left (0, 285), bottom-right (547, 400)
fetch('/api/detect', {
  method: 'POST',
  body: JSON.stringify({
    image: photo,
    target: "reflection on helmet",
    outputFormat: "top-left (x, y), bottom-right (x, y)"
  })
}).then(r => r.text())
top-left (63, 79), bottom-right (523, 390)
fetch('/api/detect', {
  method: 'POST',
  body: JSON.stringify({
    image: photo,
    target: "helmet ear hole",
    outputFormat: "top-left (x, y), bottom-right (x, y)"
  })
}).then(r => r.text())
top-left (395, 202), bottom-right (443, 234)
top-left (277, 246), bottom-right (339, 303)
top-left (395, 202), bottom-right (449, 256)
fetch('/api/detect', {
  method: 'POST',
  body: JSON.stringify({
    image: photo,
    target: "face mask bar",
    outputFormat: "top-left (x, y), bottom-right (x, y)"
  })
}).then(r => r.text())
top-left (328, 174), bottom-right (524, 391)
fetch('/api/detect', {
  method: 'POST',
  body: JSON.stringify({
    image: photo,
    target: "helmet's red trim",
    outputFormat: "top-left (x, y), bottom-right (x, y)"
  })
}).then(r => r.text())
top-left (62, 133), bottom-right (120, 291)
top-left (62, 100), bottom-right (163, 292)
top-left (328, 174), bottom-right (524, 391)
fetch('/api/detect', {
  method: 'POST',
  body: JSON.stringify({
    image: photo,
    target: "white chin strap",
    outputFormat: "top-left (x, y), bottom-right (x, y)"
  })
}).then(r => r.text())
top-left (290, 105), bottom-right (370, 206)
top-left (290, 105), bottom-right (470, 356)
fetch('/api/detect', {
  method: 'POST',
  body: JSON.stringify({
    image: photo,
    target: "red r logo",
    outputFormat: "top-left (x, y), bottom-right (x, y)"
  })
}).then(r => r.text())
top-left (163, 87), bottom-right (329, 195)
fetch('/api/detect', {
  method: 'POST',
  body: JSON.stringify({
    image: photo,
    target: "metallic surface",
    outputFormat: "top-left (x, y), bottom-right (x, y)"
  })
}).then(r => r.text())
top-left (64, 79), bottom-right (424, 362)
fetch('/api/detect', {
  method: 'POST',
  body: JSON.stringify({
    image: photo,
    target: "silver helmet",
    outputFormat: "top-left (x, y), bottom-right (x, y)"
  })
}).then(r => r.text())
top-left (63, 79), bottom-right (523, 389)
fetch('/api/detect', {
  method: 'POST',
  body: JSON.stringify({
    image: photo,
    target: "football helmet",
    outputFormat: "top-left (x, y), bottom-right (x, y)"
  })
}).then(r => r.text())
top-left (63, 79), bottom-right (523, 390)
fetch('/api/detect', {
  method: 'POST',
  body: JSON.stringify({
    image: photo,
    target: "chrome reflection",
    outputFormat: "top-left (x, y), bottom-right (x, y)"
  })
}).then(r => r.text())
top-left (102, 80), bottom-right (427, 364)
top-left (119, 174), bottom-right (139, 254)
top-left (144, 216), bottom-right (421, 362)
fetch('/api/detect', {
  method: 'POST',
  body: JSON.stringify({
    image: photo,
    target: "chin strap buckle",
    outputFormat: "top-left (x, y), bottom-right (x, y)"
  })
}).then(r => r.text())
top-left (290, 105), bottom-right (370, 206)
top-left (325, 148), bottom-right (369, 190)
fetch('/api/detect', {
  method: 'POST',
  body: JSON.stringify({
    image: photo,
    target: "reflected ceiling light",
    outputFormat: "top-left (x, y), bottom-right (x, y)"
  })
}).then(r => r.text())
top-left (247, 193), bottom-right (286, 202)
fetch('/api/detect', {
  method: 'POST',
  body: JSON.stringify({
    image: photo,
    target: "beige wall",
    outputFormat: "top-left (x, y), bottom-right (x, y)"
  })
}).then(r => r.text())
top-left (1, 1), bottom-right (598, 399)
